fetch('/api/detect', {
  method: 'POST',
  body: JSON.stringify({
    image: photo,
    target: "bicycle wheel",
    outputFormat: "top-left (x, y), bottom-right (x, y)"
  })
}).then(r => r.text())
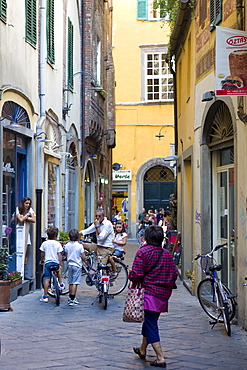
top-left (53, 274), bottom-right (60, 306)
top-left (218, 288), bottom-right (231, 336)
top-left (197, 279), bottom-right (236, 322)
top-left (82, 253), bottom-right (94, 275)
top-left (108, 261), bottom-right (128, 295)
top-left (103, 291), bottom-right (108, 310)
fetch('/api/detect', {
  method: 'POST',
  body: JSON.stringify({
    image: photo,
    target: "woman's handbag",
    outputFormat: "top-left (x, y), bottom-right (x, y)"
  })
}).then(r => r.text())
top-left (123, 283), bottom-right (144, 323)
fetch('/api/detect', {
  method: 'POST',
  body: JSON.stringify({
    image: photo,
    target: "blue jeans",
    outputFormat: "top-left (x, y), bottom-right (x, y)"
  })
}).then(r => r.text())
top-left (141, 310), bottom-right (161, 344)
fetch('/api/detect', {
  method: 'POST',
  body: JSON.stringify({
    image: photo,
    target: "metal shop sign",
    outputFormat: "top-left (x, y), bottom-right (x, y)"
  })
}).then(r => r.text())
top-left (112, 170), bottom-right (132, 181)
top-left (216, 26), bottom-right (247, 96)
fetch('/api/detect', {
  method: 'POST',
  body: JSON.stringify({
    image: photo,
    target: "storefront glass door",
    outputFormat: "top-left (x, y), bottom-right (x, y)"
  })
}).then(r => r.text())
top-left (214, 147), bottom-right (234, 292)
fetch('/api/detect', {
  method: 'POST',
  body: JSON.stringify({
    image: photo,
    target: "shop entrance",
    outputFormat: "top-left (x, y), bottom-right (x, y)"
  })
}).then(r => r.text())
top-left (144, 165), bottom-right (175, 210)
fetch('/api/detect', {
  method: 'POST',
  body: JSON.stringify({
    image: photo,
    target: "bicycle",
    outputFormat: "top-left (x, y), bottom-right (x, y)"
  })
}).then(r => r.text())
top-left (82, 253), bottom-right (128, 309)
top-left (41, 264), bottom-right (69, 306)
top-left (193, 243), bottom-right (237, 336)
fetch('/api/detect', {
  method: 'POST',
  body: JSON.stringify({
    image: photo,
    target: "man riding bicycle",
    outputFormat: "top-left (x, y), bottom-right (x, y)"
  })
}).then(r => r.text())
top-left (79, 209), bottom-right (118, 277)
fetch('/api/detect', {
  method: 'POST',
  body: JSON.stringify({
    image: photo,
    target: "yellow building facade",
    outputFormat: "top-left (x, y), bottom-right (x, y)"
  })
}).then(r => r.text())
top-left (171, 0), bottom-right (247, 328)
top-left (112, 0), bottom-right (175, 237)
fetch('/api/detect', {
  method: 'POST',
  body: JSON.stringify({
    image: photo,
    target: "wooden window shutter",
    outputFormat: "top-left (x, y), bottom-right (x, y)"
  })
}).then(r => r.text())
top-left (137, 0), bottom-right (147, 20)
top-left (25, 0), bottom-right (37, 45)
top-left (210, 0), bottom-right (222, 30)
top-left (0, 0), bottom-right (7, 22)
top-left (47, 0), bottom-right (55, 64)
top-left (68, 18), bottom-right (74, 89)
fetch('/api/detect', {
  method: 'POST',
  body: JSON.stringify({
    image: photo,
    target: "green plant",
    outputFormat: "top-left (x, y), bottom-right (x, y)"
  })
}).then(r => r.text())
top-left (0, 247), bottom-right (12, 280)
top-left (58, 231), bottom-right (69, 242)
top-left (185, 269), bottom-right (193, 280)
top-left (153, 0), bottom-right (195, 34)
top-left (4, 271), bottom-right (22, 280)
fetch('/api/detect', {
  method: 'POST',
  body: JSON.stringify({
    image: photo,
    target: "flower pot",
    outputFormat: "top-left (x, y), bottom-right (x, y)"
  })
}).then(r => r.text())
top-left (0, 280), bottom-right (11, 311)
top-left (10, 277), bottom-right (22, 289)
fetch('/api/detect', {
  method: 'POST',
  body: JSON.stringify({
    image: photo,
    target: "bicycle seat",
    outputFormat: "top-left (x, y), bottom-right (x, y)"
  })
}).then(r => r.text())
top-left (98, 264), bottom-right (110, 271)
top-left (209, 264), bottom-right (222, 272)
top-left (48, 264), bottom-right (60, 272)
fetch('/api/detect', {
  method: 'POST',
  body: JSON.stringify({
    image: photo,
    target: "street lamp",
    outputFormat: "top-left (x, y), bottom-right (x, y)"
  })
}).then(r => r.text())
top-left (155, 125), bottom-right (174, 140)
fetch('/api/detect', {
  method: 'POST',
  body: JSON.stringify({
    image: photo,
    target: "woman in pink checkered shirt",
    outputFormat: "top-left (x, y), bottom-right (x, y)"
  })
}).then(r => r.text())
top-left (129, 225), bottom-right (178, 368)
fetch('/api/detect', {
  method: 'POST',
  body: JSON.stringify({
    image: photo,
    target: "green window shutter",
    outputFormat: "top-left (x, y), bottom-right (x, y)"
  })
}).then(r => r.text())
top-left (25, 0), bottom-right (37, 45)
top-left (68, 18), bottom-right (74, 89)
top-left (0, 0), bottom-right (7, 22)
top-left (210, 0), bottom-right (222, 30)
top-left (137, 0), bottom-right (147, 20)
top-left (47, 0), bottom-right (55, 64)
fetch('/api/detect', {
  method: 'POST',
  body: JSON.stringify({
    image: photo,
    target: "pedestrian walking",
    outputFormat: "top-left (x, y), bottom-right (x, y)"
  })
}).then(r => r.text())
top-left (129, 225), bottom-right (178, 367)
top-left (64, 229), bottom-right (86, 306)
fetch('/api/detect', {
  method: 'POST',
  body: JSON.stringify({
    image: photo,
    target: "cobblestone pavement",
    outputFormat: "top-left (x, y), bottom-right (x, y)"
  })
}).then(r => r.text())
top-left (0, 241), bottom-right (247, 370)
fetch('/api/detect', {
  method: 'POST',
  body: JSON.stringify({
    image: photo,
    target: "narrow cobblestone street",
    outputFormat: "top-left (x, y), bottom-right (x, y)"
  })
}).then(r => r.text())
top-left (0, 242), bottom-right (247, 370)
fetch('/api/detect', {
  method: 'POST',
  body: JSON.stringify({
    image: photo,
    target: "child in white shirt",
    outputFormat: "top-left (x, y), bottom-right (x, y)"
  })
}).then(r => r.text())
top-left (64, 229), bottom-right (86, 306)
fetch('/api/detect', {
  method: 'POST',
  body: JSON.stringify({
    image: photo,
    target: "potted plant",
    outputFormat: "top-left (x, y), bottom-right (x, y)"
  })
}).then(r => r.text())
top-left (58, 231), bottom-right (69, 245)
top-left (0, 247), bottom-right (21, 311)
top-left (0, 247), bottom-right (12, 310)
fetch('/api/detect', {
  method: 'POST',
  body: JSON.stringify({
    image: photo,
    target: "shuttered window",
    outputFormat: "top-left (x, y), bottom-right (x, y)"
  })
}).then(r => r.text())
top-left (137, 0), bottom-right (147, 20)
top-left (25, 0), bottom-right (37, 46)
top-left (0, 0), bottom-right (7, 22)
top-left (47, 0), bottom-right (55, 64)
top-left (210, 0), bottom-right (222, 30)
top-left (68, 17), bottom-right (74, 89)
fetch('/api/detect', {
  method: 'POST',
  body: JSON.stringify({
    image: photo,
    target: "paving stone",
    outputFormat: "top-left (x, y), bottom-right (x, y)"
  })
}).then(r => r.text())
top-left (0, 241), bottom-right (247, 370)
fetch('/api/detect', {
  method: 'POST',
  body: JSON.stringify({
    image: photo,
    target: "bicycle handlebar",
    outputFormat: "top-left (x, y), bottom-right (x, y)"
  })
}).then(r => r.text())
top-left (193, 243), bottom-right (228, 262)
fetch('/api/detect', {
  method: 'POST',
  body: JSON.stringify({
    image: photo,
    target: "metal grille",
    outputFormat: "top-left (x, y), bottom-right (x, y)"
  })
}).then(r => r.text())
top-left (144, 166), bottom-right (174, 182)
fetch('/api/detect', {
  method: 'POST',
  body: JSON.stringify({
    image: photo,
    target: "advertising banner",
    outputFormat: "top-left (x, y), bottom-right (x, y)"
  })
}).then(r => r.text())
top-left (216, 26), bottom-right (247, 96)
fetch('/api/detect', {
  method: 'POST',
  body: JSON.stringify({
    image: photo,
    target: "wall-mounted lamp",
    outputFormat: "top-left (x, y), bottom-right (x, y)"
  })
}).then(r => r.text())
top-left (0, 116), bottom-right (21, 128)
top-left (164, 155), bottom-right (180, 161)
top-left (202, 91), bottom-right (215, 102)
top-left (34, 132), bottom-right (52, 143)
top-left (100, 177), bottom-right (109, 184)
top-left (155, 125), bottom-right (174, 140)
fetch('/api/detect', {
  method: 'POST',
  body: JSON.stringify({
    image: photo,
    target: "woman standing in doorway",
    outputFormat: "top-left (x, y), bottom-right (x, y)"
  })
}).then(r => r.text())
top-left (16, 197), bottom-right (36, 280)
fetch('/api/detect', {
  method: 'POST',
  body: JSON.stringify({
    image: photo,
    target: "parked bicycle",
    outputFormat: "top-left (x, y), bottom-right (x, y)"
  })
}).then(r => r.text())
top-left (193, 243), bottom-right (237, 336)
top-left (41, 264), bottom-right (69, 306)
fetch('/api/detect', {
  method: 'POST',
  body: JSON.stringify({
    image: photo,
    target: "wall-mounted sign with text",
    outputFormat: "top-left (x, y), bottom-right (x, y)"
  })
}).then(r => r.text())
top-left (112, 170), bottom-right (132, 181)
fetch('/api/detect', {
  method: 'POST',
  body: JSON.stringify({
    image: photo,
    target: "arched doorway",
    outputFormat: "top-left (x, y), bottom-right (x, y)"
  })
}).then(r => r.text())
top-left (65, 142), bottom-right (78, 231)
top-left (202, 100), bottom-right (235, 292)
top-left (144, 165), bottom-right (175, 211)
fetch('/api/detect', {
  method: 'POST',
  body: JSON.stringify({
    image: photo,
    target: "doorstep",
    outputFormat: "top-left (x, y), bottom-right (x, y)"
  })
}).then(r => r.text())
top-left (10, 278), bottom-right (35, 302)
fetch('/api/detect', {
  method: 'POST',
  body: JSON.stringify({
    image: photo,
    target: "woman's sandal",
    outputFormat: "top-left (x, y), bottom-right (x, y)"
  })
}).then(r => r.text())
top-left (133, 347), bottom-right (146, 360)
top-left (111, 271), bottom-right (118, 279)
top-left (150, 359), bottom-right (166, 367)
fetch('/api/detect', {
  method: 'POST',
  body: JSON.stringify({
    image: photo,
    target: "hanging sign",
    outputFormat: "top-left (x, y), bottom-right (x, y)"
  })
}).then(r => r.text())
top-left (216, 26), bottom-right (247, 96)
top-left (112, 170), bottom-right (132, 181)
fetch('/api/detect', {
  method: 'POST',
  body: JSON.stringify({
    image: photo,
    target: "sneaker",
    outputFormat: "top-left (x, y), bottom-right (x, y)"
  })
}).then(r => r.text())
top-left (68, 298), bottom-right (74, 306)
top-left (47, 288), bottom-right (53, 295)
top-left (40, 296), bottom-right (48, 303)
top-left (73, 298), bottom-right (80, 305)
top-left (60, 283), bottom-right (65, 290)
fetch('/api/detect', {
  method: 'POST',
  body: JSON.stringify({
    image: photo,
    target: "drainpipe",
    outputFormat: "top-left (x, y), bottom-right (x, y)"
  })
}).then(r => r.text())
top-left (36, 0), bottom-right (46, 288)
top-left (236, 0), bottom-right (246, 122)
